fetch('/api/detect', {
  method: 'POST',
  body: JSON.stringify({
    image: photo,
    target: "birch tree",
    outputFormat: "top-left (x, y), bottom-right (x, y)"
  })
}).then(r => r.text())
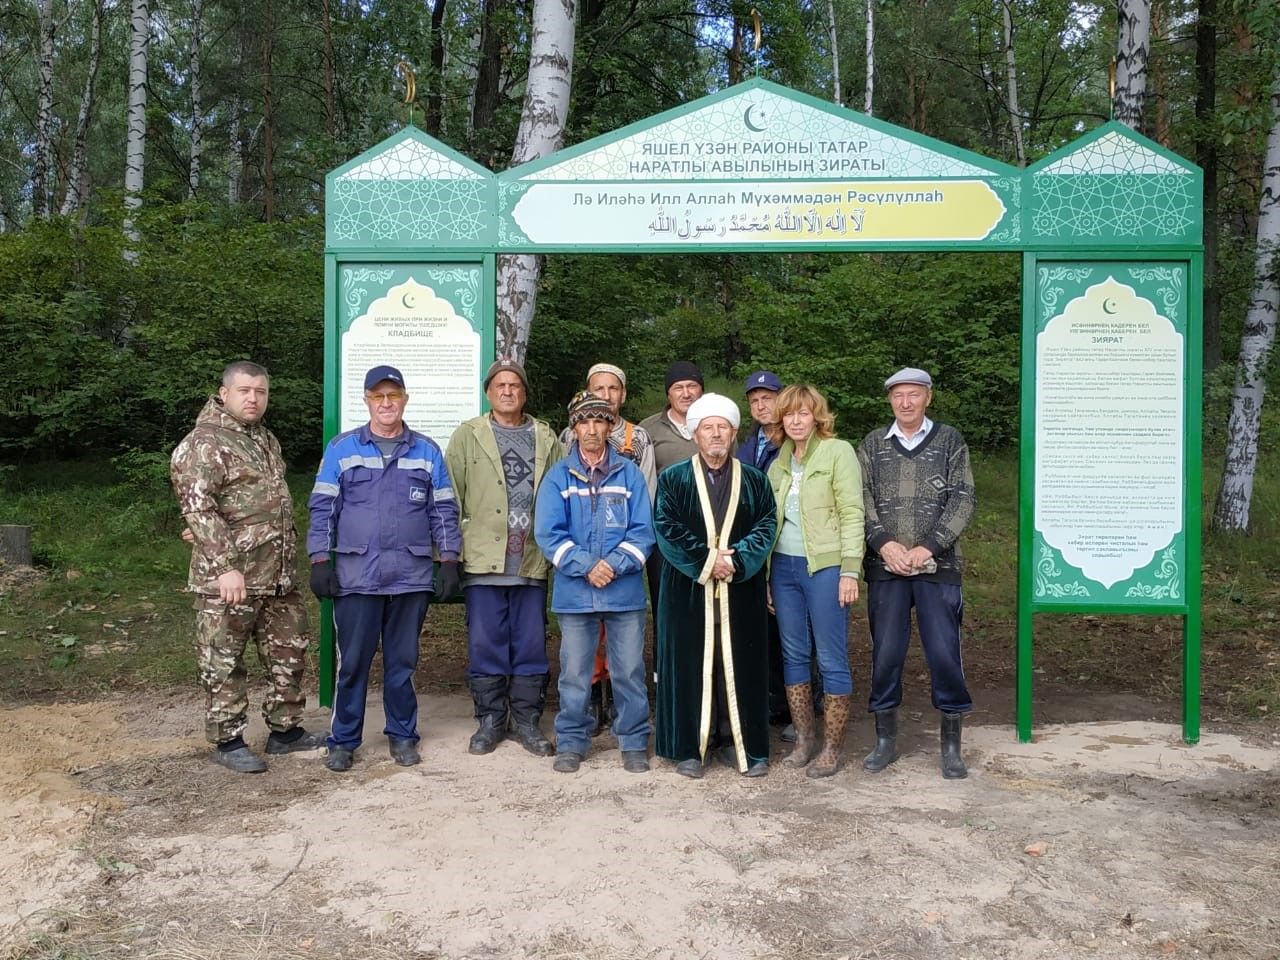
top-left (1114, 0), bottom-right (1150, 130)
top-left (864, 0), bottom-right (874, 114)
top-left (1002, 0), bottom-right (1025, 166)
top-left (1213, 70), bottom-right (1280, 532)
top-left (495, 0), bottom-right (576, 363)
top-left (61, 0), bottom-right (103, 217)
top-left (123, 0), bottom-right (149, 257)
top-left (828, 0), bottom-right (841, 105)
top-left (188, 0), bottom-right (204, 198)
top-left (31, 0), bottom-right (55, 219)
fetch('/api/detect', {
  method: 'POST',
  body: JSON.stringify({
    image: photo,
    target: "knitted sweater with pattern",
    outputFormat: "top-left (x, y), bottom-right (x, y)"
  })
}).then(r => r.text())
top-left (856, 423), bottom-right (975, 584)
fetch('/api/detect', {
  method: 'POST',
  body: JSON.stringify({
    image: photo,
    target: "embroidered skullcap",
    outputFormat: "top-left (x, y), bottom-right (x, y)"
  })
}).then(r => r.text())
top-left (587, 363), bottom-right (626, 389)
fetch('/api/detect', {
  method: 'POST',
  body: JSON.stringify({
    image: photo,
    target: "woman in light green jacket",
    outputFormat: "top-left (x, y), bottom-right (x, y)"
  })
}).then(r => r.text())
top-left (767, 384), bottom-right (864, 778)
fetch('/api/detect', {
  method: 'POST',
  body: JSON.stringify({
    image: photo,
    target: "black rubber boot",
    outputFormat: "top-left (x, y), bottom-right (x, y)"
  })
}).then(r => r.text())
top-left (508, 674), bottom-right (553, 757)
top-left (468, 675), bottom-right (509, 755)
top-left (941, 712), bottom-right (968, 780)
top-left (863, 708), bottom-right (900, 773)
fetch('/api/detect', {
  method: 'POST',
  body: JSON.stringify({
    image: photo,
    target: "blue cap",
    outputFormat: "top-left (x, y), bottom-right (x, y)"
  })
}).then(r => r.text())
top-left (743, 370), bottom-right (782, 394)
top-left (364, 365), bottom-right (405, 391)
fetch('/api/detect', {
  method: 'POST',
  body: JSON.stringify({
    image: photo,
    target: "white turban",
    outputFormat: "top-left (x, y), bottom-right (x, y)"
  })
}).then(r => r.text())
top-left (686, 392), bottom-right (741, 431)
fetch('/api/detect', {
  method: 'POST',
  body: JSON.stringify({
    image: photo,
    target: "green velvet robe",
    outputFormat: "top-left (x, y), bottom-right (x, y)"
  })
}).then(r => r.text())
top-left (654, 456), bottom-right (778, 770)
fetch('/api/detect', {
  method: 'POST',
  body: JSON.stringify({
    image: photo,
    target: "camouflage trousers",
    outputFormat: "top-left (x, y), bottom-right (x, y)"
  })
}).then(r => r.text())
top-left (193, 590), bottom-right (311, 745)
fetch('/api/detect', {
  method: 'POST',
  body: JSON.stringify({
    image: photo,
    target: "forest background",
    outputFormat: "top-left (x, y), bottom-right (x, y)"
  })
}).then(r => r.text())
top-left (1, 0), bottom-right (1277, 467)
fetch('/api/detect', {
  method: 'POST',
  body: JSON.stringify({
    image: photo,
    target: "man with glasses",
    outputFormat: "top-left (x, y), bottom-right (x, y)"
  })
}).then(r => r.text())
top-left (307, 364), bottom-right (462, 772)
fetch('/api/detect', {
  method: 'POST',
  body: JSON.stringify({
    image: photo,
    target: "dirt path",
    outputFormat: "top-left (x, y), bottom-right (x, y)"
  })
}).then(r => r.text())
top-left (2, 692), bottom-right (1278, 960)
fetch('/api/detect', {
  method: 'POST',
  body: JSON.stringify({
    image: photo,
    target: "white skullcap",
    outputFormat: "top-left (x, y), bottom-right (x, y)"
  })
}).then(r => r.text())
top-left (686, 393), bottom-right (740, 431)
top-left (587, 362), bottom-right (626, 388)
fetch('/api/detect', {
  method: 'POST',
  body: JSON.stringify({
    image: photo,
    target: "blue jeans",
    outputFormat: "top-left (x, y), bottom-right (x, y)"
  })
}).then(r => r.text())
top-left (866, 578), bottom-right (971, 714)
top-left (555, 610), bottom-right (651, 754)
top-left (770, 553), bottom-right (853, 695)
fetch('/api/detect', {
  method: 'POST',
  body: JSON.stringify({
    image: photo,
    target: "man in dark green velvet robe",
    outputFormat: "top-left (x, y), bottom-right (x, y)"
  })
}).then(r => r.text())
top-left (654, 393), bottom-right (777, 778)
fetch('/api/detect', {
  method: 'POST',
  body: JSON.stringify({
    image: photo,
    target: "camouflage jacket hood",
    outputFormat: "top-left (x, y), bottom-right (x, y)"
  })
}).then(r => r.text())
top-left (170, 398), bottom-right (298, 595)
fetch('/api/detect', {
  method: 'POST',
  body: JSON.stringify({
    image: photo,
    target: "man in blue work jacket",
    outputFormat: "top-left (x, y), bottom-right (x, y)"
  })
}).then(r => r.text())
top-left (307, 364), bottom-right (462, 772)
top-left (534, 390), bottom-right (654, 775)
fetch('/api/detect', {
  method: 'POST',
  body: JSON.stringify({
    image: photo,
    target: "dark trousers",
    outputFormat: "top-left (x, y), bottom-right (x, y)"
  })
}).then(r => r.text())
top-left (463, 583), bottom-right (548, 678)
top-left (329, 591), bottom-right (430, 749)
top-left (866, 578), bottom-right (972, 714)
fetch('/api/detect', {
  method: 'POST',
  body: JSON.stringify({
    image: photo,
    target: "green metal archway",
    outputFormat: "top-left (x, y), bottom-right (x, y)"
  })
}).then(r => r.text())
top-left (322, 78), bottom-right (1204, 744)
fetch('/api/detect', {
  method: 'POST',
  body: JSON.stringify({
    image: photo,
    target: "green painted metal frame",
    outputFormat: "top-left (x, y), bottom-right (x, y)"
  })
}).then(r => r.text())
top-left (320, 79), bottom-right (1205, 739)
top-left (318, 251), bottom-right (496, 707)
top-left (1017, 250), bottom-right (1203, 744)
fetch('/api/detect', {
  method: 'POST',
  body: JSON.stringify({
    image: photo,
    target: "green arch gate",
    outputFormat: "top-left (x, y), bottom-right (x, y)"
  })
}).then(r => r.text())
top-left (323, 78), bottom-right (1204, 744)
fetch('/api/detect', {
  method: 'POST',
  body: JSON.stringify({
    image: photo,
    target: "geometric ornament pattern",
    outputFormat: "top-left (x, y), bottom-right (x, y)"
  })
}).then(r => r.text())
top-left (1036, 131), bottom-right (1186, 175)
top-left (330, 180), bottom-right (488, 242)
top-left (329, 134), bottom-right (492, 243)
top-left (1031, 131), bottom-right (1197, 241)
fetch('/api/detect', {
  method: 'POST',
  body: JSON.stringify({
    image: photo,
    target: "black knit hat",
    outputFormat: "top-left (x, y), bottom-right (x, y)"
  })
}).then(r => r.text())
top-left (664, 360), bottom-right (704, 391)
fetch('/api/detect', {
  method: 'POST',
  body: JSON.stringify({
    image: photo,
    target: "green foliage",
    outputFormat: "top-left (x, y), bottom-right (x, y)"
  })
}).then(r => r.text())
top-left (0, 208), bottom-right (324, 465)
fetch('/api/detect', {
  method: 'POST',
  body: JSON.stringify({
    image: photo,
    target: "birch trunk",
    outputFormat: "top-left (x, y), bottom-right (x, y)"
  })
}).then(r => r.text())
top-left (863, 0), bottom-right (874, 115)
top-left (227, 96), bottom-right (242, 204)
top-left (1195, 0), bottom-right (1220, 371)
top-left (61, 0), bottom-right (103, 217)
top-left (1213, 74), bottom-right (1280, 532)
top-left (188, 0), bottom-right (203, 198)
top-left (123, 0), bottom-right (148, 258)
top-left (32, 0), bottom-right (55, 219)
top-left (1114, 0), bottom-right (1150, 130)
top-left (494, 0), bottom-right (575, 363)
top-left (1002, 0), bottom-right (1025, 167)
top-left (261, 0), bottom-right (275, 223)
top-left (321, 0), bottom-right (336, 139)
top-left (827, 0), bottom-right (841, 105)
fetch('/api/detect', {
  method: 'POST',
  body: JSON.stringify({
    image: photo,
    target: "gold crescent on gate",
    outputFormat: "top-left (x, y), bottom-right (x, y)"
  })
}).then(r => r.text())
top-left (396, 61), bottom-right (416, 104)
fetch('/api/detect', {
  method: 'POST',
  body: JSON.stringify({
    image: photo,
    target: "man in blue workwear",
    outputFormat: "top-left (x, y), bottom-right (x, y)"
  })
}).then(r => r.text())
top-left (307, 364), bottom-right (462, 772)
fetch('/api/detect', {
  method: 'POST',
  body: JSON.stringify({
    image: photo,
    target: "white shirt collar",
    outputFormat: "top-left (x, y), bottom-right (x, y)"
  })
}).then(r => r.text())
top-left (886, 416), bottom-right (933, 444)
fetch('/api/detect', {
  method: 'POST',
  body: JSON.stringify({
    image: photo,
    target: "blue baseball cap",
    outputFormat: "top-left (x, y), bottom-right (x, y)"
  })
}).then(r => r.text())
top-left (364, 365), bottom-right (406, 391)
top-left (743, 370), bottom-right (782, 394)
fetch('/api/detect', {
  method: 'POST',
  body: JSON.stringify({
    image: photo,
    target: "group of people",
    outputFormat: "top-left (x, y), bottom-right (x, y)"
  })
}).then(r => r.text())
top-left (170, 354), bottom-right (976, 782)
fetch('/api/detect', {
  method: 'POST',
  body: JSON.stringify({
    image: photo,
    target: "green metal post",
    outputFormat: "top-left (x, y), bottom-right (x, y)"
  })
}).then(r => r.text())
top-left (1183, 251), bottom-right (1204, 744)
top-left (319, 253), bottom-right (340, 708)
top-left (1016, 252), bottom-right (1037, 742)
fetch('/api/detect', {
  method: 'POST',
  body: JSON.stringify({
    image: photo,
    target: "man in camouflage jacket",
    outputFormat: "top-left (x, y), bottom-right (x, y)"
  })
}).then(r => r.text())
top-left (171, 361), bottom-right (324, 773)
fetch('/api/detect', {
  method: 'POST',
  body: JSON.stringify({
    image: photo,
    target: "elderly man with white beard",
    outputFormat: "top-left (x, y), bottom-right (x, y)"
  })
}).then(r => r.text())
top-left (653, 393), bottom-right (777, 779)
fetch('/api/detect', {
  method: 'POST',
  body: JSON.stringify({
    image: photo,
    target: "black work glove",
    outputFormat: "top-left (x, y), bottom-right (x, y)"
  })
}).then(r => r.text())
top-left (309, 561), bottom-right (339, 598)
top-left (434, 560), bottom-right (461, 602)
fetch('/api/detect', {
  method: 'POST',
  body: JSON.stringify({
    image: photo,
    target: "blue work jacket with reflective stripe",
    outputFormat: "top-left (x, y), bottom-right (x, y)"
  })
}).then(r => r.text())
top-left (307, 424), bottom-right (461, 596)
top-left (533, 445), bottom-right (654, 614)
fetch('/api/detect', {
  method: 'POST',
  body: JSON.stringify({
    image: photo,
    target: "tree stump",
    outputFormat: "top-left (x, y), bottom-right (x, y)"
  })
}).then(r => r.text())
top-left (0, 525), bottom-right (33, 566)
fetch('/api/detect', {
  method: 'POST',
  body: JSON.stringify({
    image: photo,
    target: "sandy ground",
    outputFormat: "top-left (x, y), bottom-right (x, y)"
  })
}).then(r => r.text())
top-left (2, 691), bottom-right (1278, 960)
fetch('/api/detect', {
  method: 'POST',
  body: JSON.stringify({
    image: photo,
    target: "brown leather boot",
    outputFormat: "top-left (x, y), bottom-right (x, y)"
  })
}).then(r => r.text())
top-left (782, 683), bottom-right (818, 768)
top-left (807, 694), bottom-right (851, 778)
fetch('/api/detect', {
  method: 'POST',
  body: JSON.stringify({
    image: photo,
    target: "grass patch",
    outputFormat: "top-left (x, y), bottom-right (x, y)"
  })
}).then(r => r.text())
top-left (1, 449), bottom-right (1277, 722)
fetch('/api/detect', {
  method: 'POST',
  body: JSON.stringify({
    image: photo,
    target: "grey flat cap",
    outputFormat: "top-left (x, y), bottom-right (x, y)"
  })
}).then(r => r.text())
top-left (884, 367), bottom-right (933, 390)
